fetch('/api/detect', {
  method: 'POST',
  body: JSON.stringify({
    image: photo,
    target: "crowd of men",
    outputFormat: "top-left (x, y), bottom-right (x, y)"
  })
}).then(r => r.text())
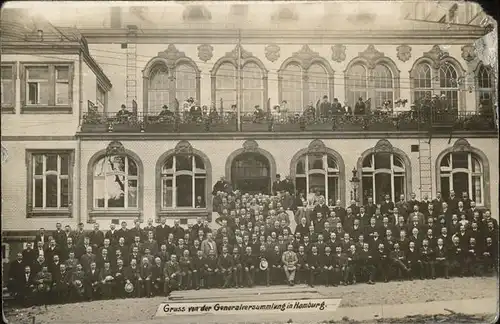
top-left (6, 184), bottom-right (498, 307)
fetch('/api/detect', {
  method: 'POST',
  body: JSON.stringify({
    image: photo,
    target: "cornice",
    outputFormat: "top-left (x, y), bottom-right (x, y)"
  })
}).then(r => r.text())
top-left (0, 42), bottom-right (82, 54)
top-left (75, 131), bottom-right (499, 141)
top-left (78, 28), bottom-right (487, 44)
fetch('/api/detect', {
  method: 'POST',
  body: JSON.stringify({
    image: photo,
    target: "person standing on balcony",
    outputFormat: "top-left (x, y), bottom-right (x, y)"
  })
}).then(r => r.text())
top-left (354, 97), bottom-right (366, 115)
top-left (319, 95), bottom-right (331, 118)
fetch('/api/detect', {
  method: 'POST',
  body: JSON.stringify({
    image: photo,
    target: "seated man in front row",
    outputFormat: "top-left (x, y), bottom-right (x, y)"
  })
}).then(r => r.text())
top-left (282, 244), bottom-right (298, 286)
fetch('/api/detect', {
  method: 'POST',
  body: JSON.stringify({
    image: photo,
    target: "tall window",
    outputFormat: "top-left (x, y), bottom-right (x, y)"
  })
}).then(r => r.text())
top-left (161, 155), bottom-right (206, 208)
top-left (32, 153), bottom-right (70, 209)
top-left (148, 65), bottom-right (170, 112)
top-left (55, 66), bottom-right (69, 105)
top-left (347, 64), bottom-right (368, 108)
top-left (439, 152), bottom-right (484, 205)
top-left (26, 66), bottom-right (49, 105)
top-left (242, 62), bottom-right (263, 112)
top-left (438, 64), bottom-right (459, 110)
top-left (176, 64), bottom-right (196, 102)
top-left (96, 84), bottom-right (106, 111)
top-left (477, 65), bottom-right (494, 109)
top-left (413, 63), bottom-right (433, 102)
top-left (215, 63), bottom-right (237, 109)
top-left (1, 65), bottom-right (14, 109)
top-left (373, 64), bottom-right (394, 108)
top-left (308, 64), bottom-right (329, 106)
top-left (93, 156), bottom-right (138, 209)
top-left (281, 64), bottom-right (303, 112)
top-left (295, 154), bottom-right (339, 201)
top-left (362, 153), bottom-right (405, 204)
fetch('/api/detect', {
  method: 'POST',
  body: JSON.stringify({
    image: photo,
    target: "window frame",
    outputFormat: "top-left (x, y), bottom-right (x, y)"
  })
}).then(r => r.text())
top-left (475, 64), bottom-right (495, 111)
top-left (361, 152), bottom-right (406, 204)
top-left (92, 155), bottom-right (139, 210)
top-left (160, 155), bottom-right (207, 209)
top-left (438, 63), bottom-right (459, 111)
top-left (439, 152), bottom-right (485, 206)
top-left (26, 149), bottom-right (74, 218)
top-left (242, 62), bottom-right (265, 113)
top-left (96, 83), bottom-right (108, 112)
top-left (155, 144), bottom-right (212, 220)
top-left (295, 153), bottom-right (340, 202)
top-left (412, 63), bottom-right (433, 103)
top-left (280, 63), bottom-right (304, 113)
top-left (20, 62), bottom-right (74, 114)
top-left (215, 62), bottom-right (238, 110)
top-left (1, 62), bottom-right (17, 114)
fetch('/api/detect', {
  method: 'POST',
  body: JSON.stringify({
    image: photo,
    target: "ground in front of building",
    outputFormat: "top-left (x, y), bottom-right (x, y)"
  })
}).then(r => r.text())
top-left (3, 277), bottom-right (498, 324)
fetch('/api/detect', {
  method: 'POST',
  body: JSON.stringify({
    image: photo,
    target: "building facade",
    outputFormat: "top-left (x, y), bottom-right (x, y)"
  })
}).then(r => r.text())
top-left (1, 3), bottom-right (498, 261)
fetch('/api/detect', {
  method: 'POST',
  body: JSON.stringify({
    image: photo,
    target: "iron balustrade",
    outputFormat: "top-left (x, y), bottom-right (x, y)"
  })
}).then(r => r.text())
top-left (79, 109), bottom-right (496, 133)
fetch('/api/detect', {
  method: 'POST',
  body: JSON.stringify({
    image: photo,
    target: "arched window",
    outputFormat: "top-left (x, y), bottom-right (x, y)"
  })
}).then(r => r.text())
top-left (242, 62), bottom-right (264, 112)
top-left (438, 63), bottom-right (459, 110)
top-left (373, 64), bottom-right (394, 108)
top-left (161, 155), bottom-right (207, 208)
top-left (295, 153), bottom-right (339, 201)
top-left (413, 63), bottom-right (433, 102)
top-left (93, 155), bottom-right (138, 209)
top-left (347, 64), bottom-right (368, 108)
top-left (215, 63), bottom-right (237, 108)
top-left (362, 152), bottom-right (405, 204)
top-left (439, 152), bottom-right (484, 205)
top-left (281, 64), bottom-right (303, 113)
top-left (477, 64), bottom-right (494, 109)
top-left (176, 64), bottom-right (196, 102)
top-left (308, 64), bottom-right (329, 106)
top-left (148, 65), bottom-right (170, 112)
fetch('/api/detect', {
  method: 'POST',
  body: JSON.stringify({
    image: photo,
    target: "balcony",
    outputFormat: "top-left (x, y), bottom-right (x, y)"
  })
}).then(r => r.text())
top-left (79, 109), bottom-right (496, 135)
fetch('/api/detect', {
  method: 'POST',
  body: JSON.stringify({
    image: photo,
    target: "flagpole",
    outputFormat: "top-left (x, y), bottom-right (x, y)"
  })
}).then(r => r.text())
top-left (237, 29), bottom-right (242, 131)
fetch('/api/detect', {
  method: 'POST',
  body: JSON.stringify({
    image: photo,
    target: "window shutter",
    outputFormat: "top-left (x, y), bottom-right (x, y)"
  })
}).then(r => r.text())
top-left (19, 64), bottom-right (25, 107)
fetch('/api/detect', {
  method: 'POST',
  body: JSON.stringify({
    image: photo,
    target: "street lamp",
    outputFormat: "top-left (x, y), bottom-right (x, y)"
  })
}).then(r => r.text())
top-left (350, 167), bottom-right (360, 203)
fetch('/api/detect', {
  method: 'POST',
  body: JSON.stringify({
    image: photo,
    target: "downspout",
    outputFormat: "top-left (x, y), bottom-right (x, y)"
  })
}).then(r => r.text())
top-left (76, 49), bottom-right (83, 225)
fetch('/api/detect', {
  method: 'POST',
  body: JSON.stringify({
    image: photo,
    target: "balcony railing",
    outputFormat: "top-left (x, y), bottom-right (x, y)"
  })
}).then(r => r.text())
top-left (79, 109), bottom-right (496, 134)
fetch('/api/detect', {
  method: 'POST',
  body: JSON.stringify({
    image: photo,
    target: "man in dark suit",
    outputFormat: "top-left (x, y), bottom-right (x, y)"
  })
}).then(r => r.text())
top-left (354, 97), bottom-right (366, 115)
top-left (35, 228), bottom-right (48, 248)
top-left (272, 174), bottom-right (283, 195)
top-left (380, 194), bottom-right (395, 216)
top-left (155, 218), bottom-right (170, 247)
top-left (312, 197), bottom-right (329, 225)
top-left (8, 253), bottom-right (26, 297)
top-left (88, 223), bottom-right (105, 253)
top-left (22, 242), bottom-right (37, 266)
top-left (319, 95), bottom-right (332, 118)
top-left (129, 220), bottom-right (145, 243)
top-left (53, 223), bottom-right (66, 248)
top-left (117, 221), bottom-right (131, 246)
top-left (212, 176), bottom-right (231, 195)
top-left (105, 223), bottom-right (119, 247)
top-left (432, 192), bottom-right (445, 214)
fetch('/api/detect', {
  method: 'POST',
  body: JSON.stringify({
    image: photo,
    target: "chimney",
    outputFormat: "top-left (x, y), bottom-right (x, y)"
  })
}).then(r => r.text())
top-left (110, 7), bottom-right (122, 28)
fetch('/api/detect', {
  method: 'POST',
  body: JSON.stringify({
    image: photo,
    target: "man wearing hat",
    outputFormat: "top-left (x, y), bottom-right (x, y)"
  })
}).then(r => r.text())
top-left (319, 95), bottom-right (332, 118)
top-left (282, 244), bottom-right (298, 286)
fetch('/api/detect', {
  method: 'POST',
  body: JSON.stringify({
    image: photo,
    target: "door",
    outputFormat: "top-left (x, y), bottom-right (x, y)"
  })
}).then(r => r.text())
top-left (231, 152), bottom-right (271, 194)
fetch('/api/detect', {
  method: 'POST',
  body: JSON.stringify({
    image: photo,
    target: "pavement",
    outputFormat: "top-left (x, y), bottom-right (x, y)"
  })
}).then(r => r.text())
top-left (4, 277), bottom-right (498, 324)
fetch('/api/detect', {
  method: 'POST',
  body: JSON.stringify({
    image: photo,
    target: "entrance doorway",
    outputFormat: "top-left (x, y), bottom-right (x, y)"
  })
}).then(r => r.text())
top-left (231, 152), bottom-right (271, 194)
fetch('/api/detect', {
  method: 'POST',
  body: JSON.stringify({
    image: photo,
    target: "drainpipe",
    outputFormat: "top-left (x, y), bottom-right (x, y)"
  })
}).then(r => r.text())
top-left (76, 50), bottom-right (83, 225)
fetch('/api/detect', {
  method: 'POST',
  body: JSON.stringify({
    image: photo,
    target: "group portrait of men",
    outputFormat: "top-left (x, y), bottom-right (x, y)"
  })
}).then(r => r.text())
top-left (6, 185), bottom-right (499, 307)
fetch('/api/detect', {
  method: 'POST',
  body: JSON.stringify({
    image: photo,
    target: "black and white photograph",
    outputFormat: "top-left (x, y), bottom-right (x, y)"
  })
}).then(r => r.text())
top-left (1, 1), bottom-right (498, 323)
